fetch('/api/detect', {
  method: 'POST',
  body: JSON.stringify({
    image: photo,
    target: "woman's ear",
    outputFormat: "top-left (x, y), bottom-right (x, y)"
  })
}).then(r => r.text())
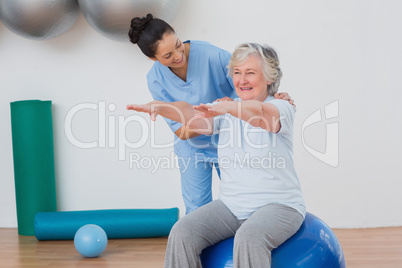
top-left (148, 57), bottom-right (157, 62)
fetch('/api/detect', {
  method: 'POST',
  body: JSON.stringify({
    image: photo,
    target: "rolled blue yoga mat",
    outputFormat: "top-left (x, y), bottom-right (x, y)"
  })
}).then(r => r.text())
top-left (34, 208), bottom-right (179, 240)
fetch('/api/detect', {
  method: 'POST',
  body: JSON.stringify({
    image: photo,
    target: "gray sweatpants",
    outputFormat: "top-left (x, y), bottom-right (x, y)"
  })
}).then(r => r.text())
top-left (164, 200), bottom-right (304, 268)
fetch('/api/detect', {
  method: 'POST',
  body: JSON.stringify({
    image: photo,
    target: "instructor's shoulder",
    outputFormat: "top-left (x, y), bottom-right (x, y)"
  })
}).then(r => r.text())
top-left (146, 61), bottom-right (164, 81)
top-left (191, 40), bottom-right (227, 53)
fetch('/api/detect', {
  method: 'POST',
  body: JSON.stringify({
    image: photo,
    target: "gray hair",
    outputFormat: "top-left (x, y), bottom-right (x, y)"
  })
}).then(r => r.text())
top-left (228, 43), bottom-right (282, 96)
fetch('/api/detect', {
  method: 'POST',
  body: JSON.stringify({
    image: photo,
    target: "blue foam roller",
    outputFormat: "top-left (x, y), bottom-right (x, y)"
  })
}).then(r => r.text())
top-left (200, 212), bottom-right (346, 268)
top-left (34, 208), bottom-right (179, 240)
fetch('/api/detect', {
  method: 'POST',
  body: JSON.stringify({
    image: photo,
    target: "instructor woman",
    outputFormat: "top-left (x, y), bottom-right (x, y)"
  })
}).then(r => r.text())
top-left (128, 14), bottom-right (293, 214)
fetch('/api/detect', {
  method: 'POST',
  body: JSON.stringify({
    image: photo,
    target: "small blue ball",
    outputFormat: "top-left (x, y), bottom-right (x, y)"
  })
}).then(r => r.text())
top-left (74, 224), bottom-right (108, 258)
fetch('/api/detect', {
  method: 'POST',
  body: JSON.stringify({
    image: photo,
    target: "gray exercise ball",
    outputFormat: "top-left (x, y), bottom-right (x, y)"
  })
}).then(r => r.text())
top-left (0, 0), bottom-right (79, 40)
top-left (78, 0), bottom-right (182, 42)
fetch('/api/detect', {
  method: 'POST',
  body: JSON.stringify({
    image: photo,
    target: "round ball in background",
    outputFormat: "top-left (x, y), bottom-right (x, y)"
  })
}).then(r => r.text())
top-left (74, 224), bottom-right (108, 258)
top-left (200, 212), bottom-right (346, 268)
top-left (0, 0), bottom-right (80, 40)
top-left (78, 0), bottom-right (182, 42)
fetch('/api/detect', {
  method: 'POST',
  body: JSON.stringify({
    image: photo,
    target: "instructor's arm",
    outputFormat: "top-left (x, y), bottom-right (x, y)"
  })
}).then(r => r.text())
top-left (127, 101), bottom-right (213, 136)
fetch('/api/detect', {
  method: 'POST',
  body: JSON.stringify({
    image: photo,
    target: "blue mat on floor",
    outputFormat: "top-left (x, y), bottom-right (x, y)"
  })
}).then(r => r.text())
top-left (34, 208), bottom-right (179, 240)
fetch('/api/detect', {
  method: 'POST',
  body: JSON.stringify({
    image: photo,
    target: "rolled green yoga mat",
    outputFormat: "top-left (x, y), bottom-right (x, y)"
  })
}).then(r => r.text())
top-left (10, 100), bottom-right (57, 236)
top-left (34, 208), bottom-right (179, 240)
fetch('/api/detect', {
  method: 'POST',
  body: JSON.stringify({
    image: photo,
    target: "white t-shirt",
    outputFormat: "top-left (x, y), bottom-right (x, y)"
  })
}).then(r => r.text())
top-left (213, 96), bottom-right (306, 220)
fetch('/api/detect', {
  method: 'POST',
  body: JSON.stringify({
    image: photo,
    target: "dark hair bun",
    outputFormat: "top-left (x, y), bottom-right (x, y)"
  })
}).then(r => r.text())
top-left (128, 13), bottom-right (153, 44)
top-left (127, 13), bottom-right (174, 57)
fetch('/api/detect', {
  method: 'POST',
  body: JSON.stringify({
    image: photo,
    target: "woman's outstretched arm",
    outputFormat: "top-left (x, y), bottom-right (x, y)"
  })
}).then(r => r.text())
top-left (127, 101), bottom-right (214, 135)
top-left (195, 100), bottom-right (281, 133)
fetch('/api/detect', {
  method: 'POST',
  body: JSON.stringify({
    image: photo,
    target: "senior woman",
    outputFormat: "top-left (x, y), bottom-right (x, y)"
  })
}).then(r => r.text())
top-left (127, 43), bottom-right (305, 268)
top-left (129, 14), bottom-right (294, 215)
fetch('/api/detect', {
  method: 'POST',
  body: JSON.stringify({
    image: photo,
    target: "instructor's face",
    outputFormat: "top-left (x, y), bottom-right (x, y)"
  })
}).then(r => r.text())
top-left (152, 32), bottom-right (186, 69)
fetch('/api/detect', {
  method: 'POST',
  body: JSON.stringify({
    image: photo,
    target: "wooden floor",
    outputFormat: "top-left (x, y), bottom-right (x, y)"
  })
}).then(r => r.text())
top-left (1, 227), bottom-right (402, 268)
top-left (332, 227), bottom-right (402, 268)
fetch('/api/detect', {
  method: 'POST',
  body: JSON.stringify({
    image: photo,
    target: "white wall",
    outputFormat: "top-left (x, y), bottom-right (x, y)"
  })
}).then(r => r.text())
top-left (1, 0), bottom-right (401, 229)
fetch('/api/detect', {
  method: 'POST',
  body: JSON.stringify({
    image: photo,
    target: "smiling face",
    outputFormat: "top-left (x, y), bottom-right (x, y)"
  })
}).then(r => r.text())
top-left (232, 55), bottom-right (271, 101)
top-left (151, 32), bottom-right (186, 69)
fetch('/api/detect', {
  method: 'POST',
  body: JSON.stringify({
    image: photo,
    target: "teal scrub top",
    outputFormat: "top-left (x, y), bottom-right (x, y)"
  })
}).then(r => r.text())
top-left (147, 40), bottom-right (237, 160)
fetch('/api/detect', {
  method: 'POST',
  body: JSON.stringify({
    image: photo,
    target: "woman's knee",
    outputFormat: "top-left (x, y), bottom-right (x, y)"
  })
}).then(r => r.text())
top-left (235, 224), bottom-right (265, 247)
top-left (235, 222), bottom-right (283, 252)
top-left (168, 218), bottom-right (194, 244)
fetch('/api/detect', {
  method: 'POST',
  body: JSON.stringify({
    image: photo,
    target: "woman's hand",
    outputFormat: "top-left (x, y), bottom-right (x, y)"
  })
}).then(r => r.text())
top-left (194, 102), bottom-right (234, 118)
top-left (127, 102), bottom-right (159, 121)
top-left (274, 92), bottom-right (295, 107)
top-left (213, 96), bottom-right (234, 103)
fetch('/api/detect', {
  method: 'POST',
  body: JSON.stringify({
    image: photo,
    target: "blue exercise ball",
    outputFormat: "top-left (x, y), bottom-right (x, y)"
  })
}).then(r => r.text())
top-left (200, 212), bottom-right (346, 268)
top-left (74, 224), bottom-right (108, 258)
top-left (78, 0), bottom-right (182, 42)
top-left (0, 0), bottom-right (79, 40)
